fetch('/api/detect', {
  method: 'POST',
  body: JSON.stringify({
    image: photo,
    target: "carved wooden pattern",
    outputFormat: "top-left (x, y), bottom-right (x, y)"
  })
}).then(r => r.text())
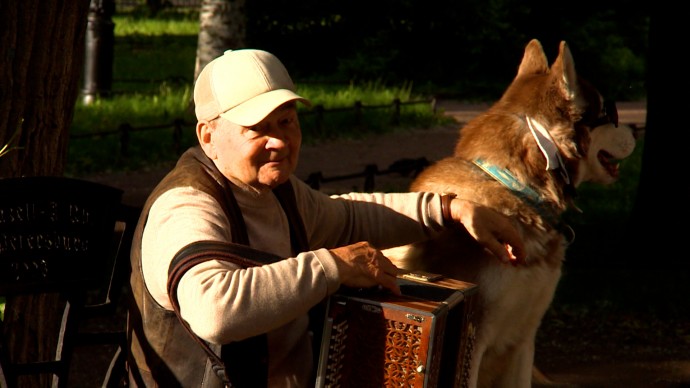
top-left (316, 278), bottom-right (477, 388)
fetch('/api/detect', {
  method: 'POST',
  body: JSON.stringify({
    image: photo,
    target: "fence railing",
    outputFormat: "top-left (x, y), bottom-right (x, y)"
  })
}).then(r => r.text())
top-left (115, 0), bottom-right (201, 10)
top-left (304, 157), bottom-right (430, 192)
top-left (71, 118), bottom-right (189, 157)
top-left (70, 98), bottom-right (438, 158)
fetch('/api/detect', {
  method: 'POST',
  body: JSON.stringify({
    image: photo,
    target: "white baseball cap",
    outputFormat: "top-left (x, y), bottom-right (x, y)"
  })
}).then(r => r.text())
top-left (193, 49), bottom-right (310, 126)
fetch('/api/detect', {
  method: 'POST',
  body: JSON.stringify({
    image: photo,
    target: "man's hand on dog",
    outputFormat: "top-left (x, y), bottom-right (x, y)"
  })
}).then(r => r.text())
top-left (449, 198), bottom-right (527, 265)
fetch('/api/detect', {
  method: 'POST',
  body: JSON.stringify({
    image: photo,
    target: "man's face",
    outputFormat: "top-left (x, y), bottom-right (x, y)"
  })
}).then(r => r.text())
top-left (205, 103), bottom-right (302, 192)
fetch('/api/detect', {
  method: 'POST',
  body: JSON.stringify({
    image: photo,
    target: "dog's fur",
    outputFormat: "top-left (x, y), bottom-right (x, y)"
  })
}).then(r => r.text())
top-left (384, 39), bottom-right (639, 387)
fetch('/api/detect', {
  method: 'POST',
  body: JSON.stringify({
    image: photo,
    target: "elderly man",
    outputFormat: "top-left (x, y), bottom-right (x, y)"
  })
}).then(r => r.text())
top-left (127, 48), bottom-right (524, 387)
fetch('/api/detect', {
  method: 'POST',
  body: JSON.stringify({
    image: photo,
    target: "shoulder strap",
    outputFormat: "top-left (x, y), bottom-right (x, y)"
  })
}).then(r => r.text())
top-left (165, 180), bottom-right (310, 387)
top-left (167, 240), bottom-right (283, 387)
top-left (273, 180), bottom-right (310, 253)
top-left (273, 181), bottom-right (324, 384)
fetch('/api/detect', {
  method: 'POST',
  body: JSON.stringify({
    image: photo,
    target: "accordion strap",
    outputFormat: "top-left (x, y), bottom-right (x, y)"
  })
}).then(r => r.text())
top-left (167, 240), bottom-right (283, 387)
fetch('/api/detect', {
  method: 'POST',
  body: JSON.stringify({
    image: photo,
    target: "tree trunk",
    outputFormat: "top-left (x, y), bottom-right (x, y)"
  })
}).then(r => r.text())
top-left (193, 0), bottom-right (247, 81)
top-left (0, 1), bottom-right (91, 387)
top-left (625, 5), bottom-right (690, 267)
top-left (0, 1), bottom-right (90, 178)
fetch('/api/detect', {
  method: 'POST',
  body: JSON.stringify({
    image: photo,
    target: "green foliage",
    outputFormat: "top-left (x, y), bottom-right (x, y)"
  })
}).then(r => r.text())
top-left (68, 9), bottom-right (450, 176)
top-left (107, 1), bottom-right (649, 102)
top-left (68, 85), bottom-right (196, 174)
top-left (69, 5), bottom-right (645, 223)
top-left (295, 80), bottom-right (451, 141)
top-left (67, 3), bottom-right (657, 312)
top-left (245, 0), bottom-right (649, 101)
top-left (113, 13), bottom-right (199, 36)
top-left (112, 35), bottom-right (197, 94)
top-left (301, 80), bottom-right (414, 107)
top-left (68, 77), bottom-right (447, 175)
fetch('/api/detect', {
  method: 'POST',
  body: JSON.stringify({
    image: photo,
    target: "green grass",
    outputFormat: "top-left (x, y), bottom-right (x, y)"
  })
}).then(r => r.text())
top-left (68, 10), bottom-right (645, 263)
top-left (113, 12), bottom-right (199, 36)
top-left (68, 11), bottom-right (448, 176)
top-left (0, 6), bottom-right (660, 337)
top-left (68, 79), bottom-right (448, 175)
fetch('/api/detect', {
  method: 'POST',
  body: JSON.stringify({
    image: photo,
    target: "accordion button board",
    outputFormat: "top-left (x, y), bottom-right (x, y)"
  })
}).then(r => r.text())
top-left (315, 273), bottom-right (477, 388)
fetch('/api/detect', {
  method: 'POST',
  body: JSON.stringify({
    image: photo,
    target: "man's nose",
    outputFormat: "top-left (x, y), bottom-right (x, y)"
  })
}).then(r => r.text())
top-left (265, 129), bottom-right (288, 148)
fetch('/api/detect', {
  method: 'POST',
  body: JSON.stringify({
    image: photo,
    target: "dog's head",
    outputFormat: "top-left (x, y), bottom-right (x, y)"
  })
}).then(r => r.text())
top-left (569, 77), bottom-right (640, 186)
top-left (454, 39), bottom-right (638, 202)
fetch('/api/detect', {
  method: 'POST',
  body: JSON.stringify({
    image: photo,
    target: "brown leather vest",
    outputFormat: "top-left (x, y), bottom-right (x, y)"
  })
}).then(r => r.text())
top-left (127, 146), bottom-right (309, 387)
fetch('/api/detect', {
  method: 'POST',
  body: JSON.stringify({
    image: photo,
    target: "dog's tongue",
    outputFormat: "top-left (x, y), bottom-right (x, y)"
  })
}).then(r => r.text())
top-left (599, 151), bottom-right (621, 178)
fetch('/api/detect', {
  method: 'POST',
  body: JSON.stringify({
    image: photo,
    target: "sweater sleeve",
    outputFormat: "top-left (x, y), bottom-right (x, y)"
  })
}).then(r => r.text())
top-left (142, 178), bottom-right (448, 344)
top-left (141, 186), bottom-right (341, 343)
top-left (289, 177), bottom-right (446, 250)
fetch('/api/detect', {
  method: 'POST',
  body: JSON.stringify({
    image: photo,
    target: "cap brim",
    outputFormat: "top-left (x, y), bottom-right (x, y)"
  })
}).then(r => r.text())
top-left (219, 89), bottom-right (311, 127)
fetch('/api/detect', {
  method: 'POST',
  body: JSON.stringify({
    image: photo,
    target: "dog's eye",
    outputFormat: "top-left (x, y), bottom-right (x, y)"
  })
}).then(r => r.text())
top-left (589, 99), bottom-right (619, 128)
top-left (603, 100), bottom-right (619, 127)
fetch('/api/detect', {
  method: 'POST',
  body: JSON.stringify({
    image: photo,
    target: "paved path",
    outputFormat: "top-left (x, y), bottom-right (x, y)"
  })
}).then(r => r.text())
top-left (436, 100), bottom-right (647, 127)
top-left (82, 100), bottom-right (648, 207)
top-left (76, 100), bottom-right (690, 387)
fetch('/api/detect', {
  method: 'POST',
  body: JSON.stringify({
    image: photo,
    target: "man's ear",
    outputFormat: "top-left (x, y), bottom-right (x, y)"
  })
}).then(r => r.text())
top-left (197, 120), bottom-right (216, 159)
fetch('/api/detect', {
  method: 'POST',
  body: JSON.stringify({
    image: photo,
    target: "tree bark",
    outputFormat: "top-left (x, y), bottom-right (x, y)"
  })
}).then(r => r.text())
top-left (0, 1), bottom-right (91, 387)
top-left (0, 1), bottom-right (90, 178)
top-left (625, 5), bottom-right (690, 267)
top-left (193, 0), bottom-right (247, 81)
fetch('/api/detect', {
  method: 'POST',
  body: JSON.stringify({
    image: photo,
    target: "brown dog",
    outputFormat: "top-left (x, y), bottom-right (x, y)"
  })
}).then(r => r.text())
top-left (385, 39), bottom-right (639, 387)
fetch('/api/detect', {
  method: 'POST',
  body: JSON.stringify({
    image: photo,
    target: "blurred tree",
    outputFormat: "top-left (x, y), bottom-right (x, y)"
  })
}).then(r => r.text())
top-left (146, 0), bottom-right (167, 15)
top-left (0, 1), bottom-right (91, 386)
top-left (0, 1), bottom-right (90, 178)
top-left (242, 0), bottom-right (647, 100)
top-left (625, 4), bottom-right (689, 267)
top-left (193, 0), bottom-right (246, 81)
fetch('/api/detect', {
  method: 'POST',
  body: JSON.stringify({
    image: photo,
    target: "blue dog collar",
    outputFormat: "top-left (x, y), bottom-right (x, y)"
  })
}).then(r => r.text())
top-left (472, 158), bottom-right (562, 229)
top-left (473, 158), bottom-right (542, 205)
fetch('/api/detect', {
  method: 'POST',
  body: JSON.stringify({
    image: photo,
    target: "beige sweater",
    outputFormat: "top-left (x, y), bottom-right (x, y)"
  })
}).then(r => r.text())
top-left (141, 175), bottom-right (446, 387)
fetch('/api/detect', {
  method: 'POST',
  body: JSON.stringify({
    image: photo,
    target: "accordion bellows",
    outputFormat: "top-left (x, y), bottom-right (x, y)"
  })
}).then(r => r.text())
top-left (316, 274), bottom-right (477, 388)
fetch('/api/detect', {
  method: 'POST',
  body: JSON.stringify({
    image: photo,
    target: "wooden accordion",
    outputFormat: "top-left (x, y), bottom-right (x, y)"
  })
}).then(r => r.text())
top-left (315, 272), bottom-right (477, 388)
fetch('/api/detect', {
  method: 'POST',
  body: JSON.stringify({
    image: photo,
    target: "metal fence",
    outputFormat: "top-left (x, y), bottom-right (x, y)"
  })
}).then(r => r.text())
top-left (71, 98), bottom-right (438, 158)
top-left (115, 0), bottom-right (200, 10)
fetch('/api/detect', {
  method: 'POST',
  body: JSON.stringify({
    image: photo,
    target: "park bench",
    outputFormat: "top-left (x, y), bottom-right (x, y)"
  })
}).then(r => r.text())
top-left (0, 176), bottom-right (139, 388)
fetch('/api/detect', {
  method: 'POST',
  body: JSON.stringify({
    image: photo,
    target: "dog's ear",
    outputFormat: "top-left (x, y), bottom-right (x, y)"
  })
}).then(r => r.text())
top-left (516, 39), bottom-right (549, 77)
top-left (549, 41), bottom-right (578, 102)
